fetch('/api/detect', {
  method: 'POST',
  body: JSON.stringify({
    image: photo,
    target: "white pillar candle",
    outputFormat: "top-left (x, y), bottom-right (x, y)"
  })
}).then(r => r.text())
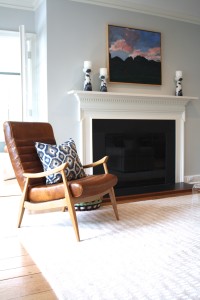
top-left (84, 61), bottom-right (92, 69)
top-left (100, 68), bottom-right (107, 77)
top-left (176, 70), bottom-right (183, 78)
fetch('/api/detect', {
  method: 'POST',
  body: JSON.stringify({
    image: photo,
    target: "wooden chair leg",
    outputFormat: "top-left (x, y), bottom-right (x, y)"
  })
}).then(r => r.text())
top-left (17, 199), bottom-right (25, 228)
top-left (66, 199), bottom-right (80, 241)
top-left (109, 187), bottom-right (119, 220)
top-left (17, 178), bottom-right (29, 228)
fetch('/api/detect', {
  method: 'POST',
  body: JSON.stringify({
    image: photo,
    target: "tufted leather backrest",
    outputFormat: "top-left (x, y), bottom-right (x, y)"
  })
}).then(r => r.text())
top-left (3, 121), bottom-right (56, 191)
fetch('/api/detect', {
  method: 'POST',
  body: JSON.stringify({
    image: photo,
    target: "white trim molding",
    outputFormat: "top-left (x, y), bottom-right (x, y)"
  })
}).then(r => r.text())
top-left (184, 175), bottom-right (200, 184)
top-left (70, 0), bottom-right (200, 25)
top-left (69, 90), bottom-right (198, 183)
top-left (0, 0), bottom-right (200, 25)
top-left (0, 0), bottom-right (42, 10)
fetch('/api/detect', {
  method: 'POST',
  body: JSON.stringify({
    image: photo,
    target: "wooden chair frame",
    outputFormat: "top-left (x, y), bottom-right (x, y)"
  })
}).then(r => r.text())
top-left (18, 156), bottom-right (119, 241)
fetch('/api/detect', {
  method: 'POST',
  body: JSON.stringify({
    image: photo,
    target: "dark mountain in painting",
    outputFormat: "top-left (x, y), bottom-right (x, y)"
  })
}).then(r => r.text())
top-left (109, 54), bottom-right (161, 85)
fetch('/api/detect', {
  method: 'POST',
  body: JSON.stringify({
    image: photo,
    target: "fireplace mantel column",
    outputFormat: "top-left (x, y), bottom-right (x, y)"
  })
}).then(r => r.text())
top-left (68, 90), bottom-right (198, 182)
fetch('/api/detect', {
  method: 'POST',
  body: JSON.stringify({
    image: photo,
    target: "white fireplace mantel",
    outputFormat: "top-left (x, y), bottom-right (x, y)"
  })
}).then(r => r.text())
top-left (68, 90), bottom-right (198, 182)
top-left (68, 90), bottom-right (197, 117)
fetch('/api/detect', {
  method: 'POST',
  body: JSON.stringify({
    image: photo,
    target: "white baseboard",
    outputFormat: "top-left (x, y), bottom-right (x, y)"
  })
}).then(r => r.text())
top-left (184, 175), bottom-right (200, 184)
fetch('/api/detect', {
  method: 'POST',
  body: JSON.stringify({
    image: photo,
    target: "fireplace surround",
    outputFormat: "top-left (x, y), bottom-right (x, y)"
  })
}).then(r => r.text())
top-left (69, 90), bottom-right (197, 195)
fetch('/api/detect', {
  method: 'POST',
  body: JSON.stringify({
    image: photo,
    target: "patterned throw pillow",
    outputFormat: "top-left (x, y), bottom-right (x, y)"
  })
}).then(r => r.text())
top-left (35, 138), bottom-right (86, 184)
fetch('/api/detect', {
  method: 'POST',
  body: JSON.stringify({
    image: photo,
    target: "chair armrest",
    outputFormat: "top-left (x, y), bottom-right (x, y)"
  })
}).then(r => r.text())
top-left (83, 156), bottom-right (109, 174)
top-left (23, 162), bottom-right (68, 179)
top-left (83, 156), bottom-right (108, 169)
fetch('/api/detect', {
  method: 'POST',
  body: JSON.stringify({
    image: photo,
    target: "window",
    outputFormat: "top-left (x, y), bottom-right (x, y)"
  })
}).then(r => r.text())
top-left (0, 29), bottom-right (37, 143)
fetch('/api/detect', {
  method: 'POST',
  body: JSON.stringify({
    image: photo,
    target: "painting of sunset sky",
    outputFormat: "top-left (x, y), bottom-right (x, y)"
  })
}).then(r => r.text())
top-left (108, 25), bottom-right (161, 85)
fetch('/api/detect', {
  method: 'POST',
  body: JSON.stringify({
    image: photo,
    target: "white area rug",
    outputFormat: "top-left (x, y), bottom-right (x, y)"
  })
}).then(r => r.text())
top-left (0, 178), bottom-right (21, 197)
top-left (16, 194), bottom-right (200, 300)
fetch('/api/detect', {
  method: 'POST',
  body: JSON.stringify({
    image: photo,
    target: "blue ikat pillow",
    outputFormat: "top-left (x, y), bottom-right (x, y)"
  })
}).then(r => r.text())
top-left (35, 138), bottom-right (86, 184)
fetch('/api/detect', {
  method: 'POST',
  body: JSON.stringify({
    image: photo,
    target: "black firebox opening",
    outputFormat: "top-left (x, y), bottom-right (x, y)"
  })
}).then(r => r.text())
top-left (92, 119), bottom-right (175, 196)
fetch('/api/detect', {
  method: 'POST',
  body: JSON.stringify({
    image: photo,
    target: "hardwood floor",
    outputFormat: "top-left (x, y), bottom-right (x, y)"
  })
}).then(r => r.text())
top-left (0, 179), bottom-right (193, 300)
top-left (0, 236), bottom-right (58, 299)
top-left (0, 179), bottom-right (58, 300)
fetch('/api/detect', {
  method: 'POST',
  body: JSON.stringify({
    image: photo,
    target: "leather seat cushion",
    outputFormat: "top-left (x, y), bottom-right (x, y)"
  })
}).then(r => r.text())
top-left (28, 174), bottom-right (118, 202)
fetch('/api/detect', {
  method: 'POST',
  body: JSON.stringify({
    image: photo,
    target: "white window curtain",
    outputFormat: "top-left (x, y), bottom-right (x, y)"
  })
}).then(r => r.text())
top-left (19, 24), bottom-right (36, 121)
top-left (0, 28), bottom-right (37, 142)
top-left (19, 24), bottom-right (27, 121)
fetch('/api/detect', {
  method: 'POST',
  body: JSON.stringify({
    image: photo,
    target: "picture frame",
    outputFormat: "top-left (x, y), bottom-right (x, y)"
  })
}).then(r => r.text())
top-left (108, 25), bottom-right (162, 85)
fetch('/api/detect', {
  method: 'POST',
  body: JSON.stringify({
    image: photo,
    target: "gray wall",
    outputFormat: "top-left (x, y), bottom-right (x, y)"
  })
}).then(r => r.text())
top-left (0, 6), bottom-right (34, 32)
top-left (0, 0), bottom-right (200, 179)
top-left (45, 0), bottom-right (200, 178)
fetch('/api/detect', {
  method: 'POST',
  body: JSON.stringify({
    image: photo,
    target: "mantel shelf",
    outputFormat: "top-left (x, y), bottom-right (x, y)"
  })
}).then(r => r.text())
top-left (68, 90), bottom-right (198, 107)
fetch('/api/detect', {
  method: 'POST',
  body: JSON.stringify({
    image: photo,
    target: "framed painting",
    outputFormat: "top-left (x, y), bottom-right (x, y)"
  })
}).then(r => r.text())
top-left (108, 25), bottom-right (161, 85)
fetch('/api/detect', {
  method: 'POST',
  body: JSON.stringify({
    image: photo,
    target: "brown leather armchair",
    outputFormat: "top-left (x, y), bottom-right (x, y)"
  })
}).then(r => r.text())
top-left (3, 121), bottom-right (119, 241)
